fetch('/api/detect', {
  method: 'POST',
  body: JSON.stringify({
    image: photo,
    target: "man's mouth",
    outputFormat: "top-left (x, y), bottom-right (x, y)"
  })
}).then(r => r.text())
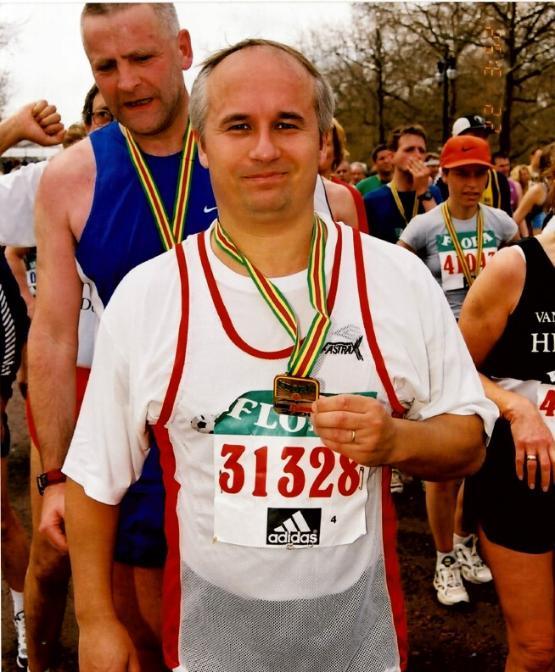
top-left (124, 98), bottom-right (154, 109)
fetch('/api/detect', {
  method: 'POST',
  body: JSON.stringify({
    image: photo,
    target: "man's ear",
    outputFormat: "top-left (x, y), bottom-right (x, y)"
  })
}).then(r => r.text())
top-left (177, 29), bottom-right (193, 71)
top-left (194, 130), bottom-right (209, 168)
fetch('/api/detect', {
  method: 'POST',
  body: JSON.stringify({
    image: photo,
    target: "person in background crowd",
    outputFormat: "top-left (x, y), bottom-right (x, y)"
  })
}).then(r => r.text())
top-left (319, 118), bottom-right (368, 232)
top-left (528, 146), bottom-right (544, 182)
top-left (63, 38), bottom-right (497, 672)
top-left (334, 159), bottom-right (352, 183)
top-left (0, 100), bottom-right (65, 672)
top-left (514, 143), bottom-right (555, 238)
top-left (364, 125), bottom-right (442, 244)
top-left (350, 161), bottom-right (367, 185)
top-left (459, 214), bottom-right (555, 672)
top-left (493, 151), bottom-right (521, 212)
top-left (356, 143), bottom-right (394, 196)
top-left (438, 115), bottom-right (512, 216)
top-left (511, 164), bottom-right (531, 202)
top-left (62, 123), bottom-right (87, 149)
top-left (398, 135), bottom-right (519, 606)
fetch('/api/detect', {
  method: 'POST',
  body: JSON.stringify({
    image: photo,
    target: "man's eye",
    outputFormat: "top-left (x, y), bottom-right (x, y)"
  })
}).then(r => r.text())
top-left (227, 123), bottom-right (249, 131)
top-left (276, 122), bottom-right (298, 130)
top-left (135, 55), bottom-right (152, 63)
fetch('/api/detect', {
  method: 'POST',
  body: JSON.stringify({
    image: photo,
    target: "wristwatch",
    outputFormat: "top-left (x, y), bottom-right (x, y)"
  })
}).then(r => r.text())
top-left (417, 190), bottom-right (434, 202)
top-left (36, 469), bottom-right (67, 496)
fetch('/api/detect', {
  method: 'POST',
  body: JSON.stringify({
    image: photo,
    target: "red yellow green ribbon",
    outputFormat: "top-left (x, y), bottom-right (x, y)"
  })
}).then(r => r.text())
top-left (123, 122), bottom-right (196, 251)
top-left (214, 215), bottom-right (330, 378)
top-left (441, 202), bottom-right (484, 287)
top-left (388, 181), bottom-right (418, 225)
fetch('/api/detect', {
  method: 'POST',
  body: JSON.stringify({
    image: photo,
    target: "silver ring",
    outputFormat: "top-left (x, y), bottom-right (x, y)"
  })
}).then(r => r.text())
top-left (526, 454), bottom-right (538, 461)
top-left (351, 430), bottom-right (356, 443)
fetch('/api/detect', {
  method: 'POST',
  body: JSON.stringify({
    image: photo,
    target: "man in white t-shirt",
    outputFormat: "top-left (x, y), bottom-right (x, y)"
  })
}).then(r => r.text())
top-left (64, 40), bottom-right (497, 672)
top-left (399, 135), bottom-right (519, 608)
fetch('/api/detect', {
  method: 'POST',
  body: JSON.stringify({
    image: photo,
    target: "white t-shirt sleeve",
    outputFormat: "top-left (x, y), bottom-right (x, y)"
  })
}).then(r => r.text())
top-left (402, 260), bottom-right (498, 437)
top-left (0, 161), bottom-right (46, 246)
top-left (398, 213), bottom-right (429, 252)
top-left (495, 208), bottom-right (518, 243)
top-left (63, 294), bottom-right (151, 505)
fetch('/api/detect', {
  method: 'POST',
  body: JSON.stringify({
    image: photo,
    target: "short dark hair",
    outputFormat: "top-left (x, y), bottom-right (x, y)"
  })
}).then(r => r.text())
top-left (492, 151), bottom-right (509, 162)
top-left (388, 124), bottom-right (427, 152)
top-left (82, 84), bottom-right (99, 127)
top-left (371, 144), bottom-right (389, 162)
top-left (81, 3), bottom-right (179, 37)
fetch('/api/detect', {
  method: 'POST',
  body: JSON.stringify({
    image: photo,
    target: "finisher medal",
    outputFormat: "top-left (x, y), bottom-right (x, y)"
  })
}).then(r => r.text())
top-left (213, 215), bottom-right (330, 416)
top-left (273, 374), bottom-right (320, 416)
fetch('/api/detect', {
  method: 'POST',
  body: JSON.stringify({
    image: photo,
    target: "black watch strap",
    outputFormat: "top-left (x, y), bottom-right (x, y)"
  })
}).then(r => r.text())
top-left (418, 190), bottom-right (434, 202)
top-left (37, 469), bottom-right (67, 496)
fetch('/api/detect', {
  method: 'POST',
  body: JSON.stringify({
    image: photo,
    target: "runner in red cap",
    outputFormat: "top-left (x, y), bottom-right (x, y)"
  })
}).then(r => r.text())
top-left (398, 134), bottom-right (519, 606)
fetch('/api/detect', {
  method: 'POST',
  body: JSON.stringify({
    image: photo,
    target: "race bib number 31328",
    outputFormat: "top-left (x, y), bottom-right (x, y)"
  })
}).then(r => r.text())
top-left (213, 391), bottom-right (373, 549)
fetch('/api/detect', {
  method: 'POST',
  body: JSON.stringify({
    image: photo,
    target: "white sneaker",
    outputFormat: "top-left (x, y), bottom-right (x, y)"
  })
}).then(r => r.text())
top-left (433, 554), bottom-right (470, 606)
top-left (454, 535), bottom-right (493, 584)
top-left (14, 610), bottom-right (28, 670)
top-left (390, 468), bottom-right (404, 494)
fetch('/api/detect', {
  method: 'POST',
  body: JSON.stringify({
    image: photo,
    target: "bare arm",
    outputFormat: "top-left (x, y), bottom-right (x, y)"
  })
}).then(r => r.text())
top-left (311, 394), bottom-right (484, 480)
top-left (459, 247), bottom-right (555, 490)
top-left (65, 479), bottom-right (139, 672)
top-left (27, 144), bottom-right (94, 550)
top-left (513, 183), bottom-right (545, 235)
top-left (322, 178), bottom-right (359, 229)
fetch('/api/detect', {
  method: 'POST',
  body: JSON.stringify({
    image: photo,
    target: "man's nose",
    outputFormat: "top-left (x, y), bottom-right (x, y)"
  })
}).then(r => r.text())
top-left (117, 63), bottom-right (141, 92)
top-left (249, 129), bottom-right (280, 162)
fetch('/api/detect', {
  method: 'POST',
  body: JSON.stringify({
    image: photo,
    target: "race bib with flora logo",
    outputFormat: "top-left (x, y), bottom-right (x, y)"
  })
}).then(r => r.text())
top-left (213, 390), bottom-right (376, 549)
top-left (437, 229), bottom-right (497, 291)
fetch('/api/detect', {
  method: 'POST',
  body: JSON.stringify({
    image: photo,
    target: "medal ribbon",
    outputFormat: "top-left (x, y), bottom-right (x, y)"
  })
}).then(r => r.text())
top-left (441, 202), bottom-right (484, 287)
top-left (213, 215), bottom-right (331, 378)
top-left (123, 122), bottom-right (197, 251)
top-left (388, 182), bottom-right (418, 225)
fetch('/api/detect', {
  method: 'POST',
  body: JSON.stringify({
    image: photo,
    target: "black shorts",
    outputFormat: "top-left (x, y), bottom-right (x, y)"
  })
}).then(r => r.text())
top-left (464, 418), bottom-right (555, 554)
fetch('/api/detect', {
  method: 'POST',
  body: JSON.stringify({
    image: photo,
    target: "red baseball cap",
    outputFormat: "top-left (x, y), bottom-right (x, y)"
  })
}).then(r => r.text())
top-left (440, 135), bottom-right (493, 169)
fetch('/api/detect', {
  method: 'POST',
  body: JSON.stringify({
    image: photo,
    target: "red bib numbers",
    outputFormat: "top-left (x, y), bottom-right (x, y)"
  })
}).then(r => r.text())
top-left (218, 444), bottom-right (362, 499)
top-left (439, 249), bottom-right (496, 291)
top-left (538, 384), bottom-right (555, 437)
top-left (213, 436), bottom-right (370, 548)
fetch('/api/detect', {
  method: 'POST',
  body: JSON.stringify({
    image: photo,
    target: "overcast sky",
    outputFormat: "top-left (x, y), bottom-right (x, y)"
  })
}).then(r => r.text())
top-left (0, 1), bottom-right (352, 125)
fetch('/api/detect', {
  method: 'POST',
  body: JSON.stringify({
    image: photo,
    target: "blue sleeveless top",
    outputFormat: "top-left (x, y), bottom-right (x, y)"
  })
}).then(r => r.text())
top-left (76, 121), bottom-right (216, 307)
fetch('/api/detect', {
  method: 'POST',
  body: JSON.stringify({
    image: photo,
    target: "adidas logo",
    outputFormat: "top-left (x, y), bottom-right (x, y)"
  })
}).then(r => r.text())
top-left (266, 508), bottom-right (321, 547)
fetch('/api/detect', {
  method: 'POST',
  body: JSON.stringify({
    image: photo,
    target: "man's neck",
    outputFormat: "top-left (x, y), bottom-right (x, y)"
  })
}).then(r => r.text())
top-left (392, 167), bottom-right (414, 191)
top-left (447, 198), bottom-right (478, 221)
top-left (213, 208), bottom-right (316, 278)
top-left (378, 170), bottom-right (392, 184)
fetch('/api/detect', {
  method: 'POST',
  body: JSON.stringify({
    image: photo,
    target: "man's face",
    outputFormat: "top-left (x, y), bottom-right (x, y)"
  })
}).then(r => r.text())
top-left (335, 160), bottom-right (351, 182)
top-left (197, 46), bottom-right (323, 224)
top-left (350, 164), bottom-right (366, 184)
top-left (89, 92), bottom-right (113, 133)
top-left (393, 134), bottom-right (427, 173)
top-left (444, 165), bottom-right (489, 209)
top-left (82, 5), bottom-right (192, 137)
top-left (374, 149), bottom-right (393, 178)
top-left (494, 157), bottom-right (510, 176)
